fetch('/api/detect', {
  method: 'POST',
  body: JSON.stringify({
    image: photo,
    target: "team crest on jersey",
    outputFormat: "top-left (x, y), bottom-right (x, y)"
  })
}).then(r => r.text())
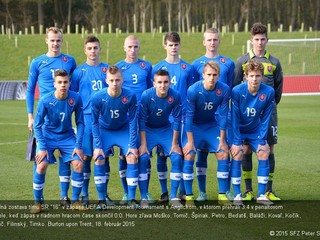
top-left (140, 62), bottom-right (146, 69)
top-left (220, 58), bottom-right (226, 64)
top-left (267, 66), bottom-right (273, 72)
top-left (259, 94), bottom-right (266, 101)
top-left (181, 63), bottom-right (187, 70)
top-left (216, 89), bottom-right (222, 96)
top-left (121, 96), bottom-right (129, 104)
top-left (101, 67), bottom-right (107, 73)
top-left (68, 98), bottom-right (75, 106)
top-left (167, 96), bottom-right (174, 104)
top-left (62, 56), bottom-right (68, 62)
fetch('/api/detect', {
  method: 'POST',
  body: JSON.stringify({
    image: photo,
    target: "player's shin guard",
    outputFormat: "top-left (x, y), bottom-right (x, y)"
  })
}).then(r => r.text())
top-left (138, 153), bottom-right (149, 199)
top-left (170, 153), bottom-right (183, 199)
top-left (71, 171), bottom-right (83, 202)
top-left (105, 157), bottom-right (110, 195)
top-left (230, 159), bottom-right (242, 196)
top-left (33, 170), bottom-right (45, 203)
top-left (82, 159), bottom-right (91, 197)
top-left (257, 160), bottom-right (270, 196)
top-left (242, 153), bottom-right (253, 191)
top-left (118, 157), bottom-right (128, 194)
top-left (126, 163), bottom-right (138, 201)
top-left (267, 153), bottom-right (275, 192)
top-left (94, 163), bottom-right (107, 201)
top-left (217, 159), bottom-right (229, 193)
top-left (183, 160), bottom-right (194, 195)
top-left (196, 150), bottom-right (208, 193)
top-left (157, 155), bottom-right (168, 194)
top-left (59, 161), bottom-right (71, 199)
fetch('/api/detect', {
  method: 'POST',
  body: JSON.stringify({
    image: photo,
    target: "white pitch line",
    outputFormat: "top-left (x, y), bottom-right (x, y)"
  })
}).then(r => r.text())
top-left (0, 140), bottom-right (28, 145)
top-left (0, 122), bottom-right (26, 126)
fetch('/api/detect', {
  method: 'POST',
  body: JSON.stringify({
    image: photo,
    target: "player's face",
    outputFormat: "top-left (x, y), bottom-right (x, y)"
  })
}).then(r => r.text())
top-left (84, 41), bottom-right (101, 61)
top-left (54, 76), bottom-right (70, 94)
top-left (246, 70), bottom-right (263, 93)
top-left (164, 41), bottom-right (180, 57)
top-left (202, 66), bottom-right (220, 90)
top-left (251, 34), bottom-right (268, 52)
top-left (124, 38), bottom-right (140, 60)
top-left (203, 32), bottom-right (220, 52)
top-left (153, 75), bottom-right (171, 97)
top-left (106, 72), bottom-right (123, 92)
top-left (45, 31), bottom-right (63, 54)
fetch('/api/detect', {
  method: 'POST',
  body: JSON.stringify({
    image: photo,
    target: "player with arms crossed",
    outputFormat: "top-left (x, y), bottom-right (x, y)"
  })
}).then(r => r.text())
top-left (192, 28), bottom-right (235, 202)
top-left (91, 66), bottom-right (139, 209)
top-left (26, 26), bottom-right (77, 207)
top-left (71, 35), bottom-right (115, 206)
top-left (182, 61), bottom-right (231, 206)
top-left (115, 35), bottom-right (153, 204)
top-left (152, 31), bottom-right (195, 203)
top-left (138, 69), bottom-right (183, 208)
top-left (31, 69), bottom-right (85, 214)
top-left (230, 59), bottom-right (275, 205)
top-left (233, 22), bottom-right (283, 201)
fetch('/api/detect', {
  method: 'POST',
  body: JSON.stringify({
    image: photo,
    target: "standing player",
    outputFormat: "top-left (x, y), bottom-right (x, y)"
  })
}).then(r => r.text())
top-left (115, 35), bottom-right (153, 204)
top-left (233, 22), bottom-right (283, 201)
top-left (152, 31), bottom-right (195, 203)
top-left (70, 36), bottom-right (115, 206)
top-left (182, 61), bottom-right (231, 206)
top-left (230, 59), bottom-right (275, 205)
top-left (138, 69), bottom-right (183, 208)
top-left (192, 28), bottom-right (235, 202)
top-left (31, 69), bottom-right (84, 214)
top-left (26, 26), bottom-right (77, 207)
top-left (91, 66), bottom-right (139, 209)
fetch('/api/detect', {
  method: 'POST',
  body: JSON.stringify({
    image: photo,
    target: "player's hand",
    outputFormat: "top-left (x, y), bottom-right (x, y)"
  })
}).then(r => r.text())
top-left (170, 143), bottom-right (182, 155)
top-left (93, 148), bottom-right (105, 160)
top-left (138, 145), bottom-right (149, 157)
top-left (183, 142), bottom-right (196, 156)
top-left (230, 144), bottom-right (243, 159)
top-left (256, 144), bottom-right (270, 154)
top-left (28, 115), bottom-right (34, 131)
top-left (217, 141), bottom-right (229, 153)
top-left (72, 148), bottom-right (84, 161)
top-left (35, 150), bottom-right (48, 164)
top-left (127, 148), bottom-right (138, 158)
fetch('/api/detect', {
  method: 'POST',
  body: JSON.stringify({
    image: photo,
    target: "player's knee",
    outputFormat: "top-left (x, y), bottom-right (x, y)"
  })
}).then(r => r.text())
top-left (72, 160), bottom-right (83, 172)
top-left (36, 163), bottom-right (48, 174)
top-left (126, 154), bottom-right (137, 164)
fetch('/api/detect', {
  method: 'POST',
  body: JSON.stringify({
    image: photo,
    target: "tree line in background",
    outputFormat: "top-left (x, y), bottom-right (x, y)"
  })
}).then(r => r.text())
top-left (1, 0), bottom-right (319, 33)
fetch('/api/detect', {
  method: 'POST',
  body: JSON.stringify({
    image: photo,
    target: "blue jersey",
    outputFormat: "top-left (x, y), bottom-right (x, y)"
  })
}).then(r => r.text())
top-left (185, 81), bottom-right (230, 132)
top-left (192, 55), bottom-right (235, 88)
top-left (26, 53), bottom-right (77, 114)
top-left (33, 90), bottom-right (84, 151)
top-left (231, 82), bottom-right (275, 145)
top-left (115, 59), bottom-right (152, 103)
top-left (91, 88), bottom-right (138, 149)
top-left (70, 62), bottom-right (109, 114)
top-left (139, 87), bottom-right (182, 132)
top-left (152, 59), bottom-right (195, 108)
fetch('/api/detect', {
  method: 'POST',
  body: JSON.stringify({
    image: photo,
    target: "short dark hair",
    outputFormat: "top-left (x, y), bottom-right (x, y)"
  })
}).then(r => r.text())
top-left (154, 69), bottom-right (170, 78)
top-left (251, 22), bottom-right (268, 38)
top-left (164, 31), bottom-right (180, 45)
top-left (245, 59), bottom-right (264, 76)
top-left (85, 35), bottom-right (100, 45)
top-left (107, 65), bottom-right (121, 75)
top-left (54, 69), bottom-right (68, 77)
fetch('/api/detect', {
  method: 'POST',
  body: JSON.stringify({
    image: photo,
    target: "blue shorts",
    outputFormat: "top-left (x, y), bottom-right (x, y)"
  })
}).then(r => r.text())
top-left (100, 125), bottom-right (133, 156)
top-left (145, 126), bottom-right (176, 157)
top-left (228, 130), bottom-right (260, 152)
top-left (182, 122), bottom-right (221, 153)
top-left (36, 134), bottom-right (80, 163)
